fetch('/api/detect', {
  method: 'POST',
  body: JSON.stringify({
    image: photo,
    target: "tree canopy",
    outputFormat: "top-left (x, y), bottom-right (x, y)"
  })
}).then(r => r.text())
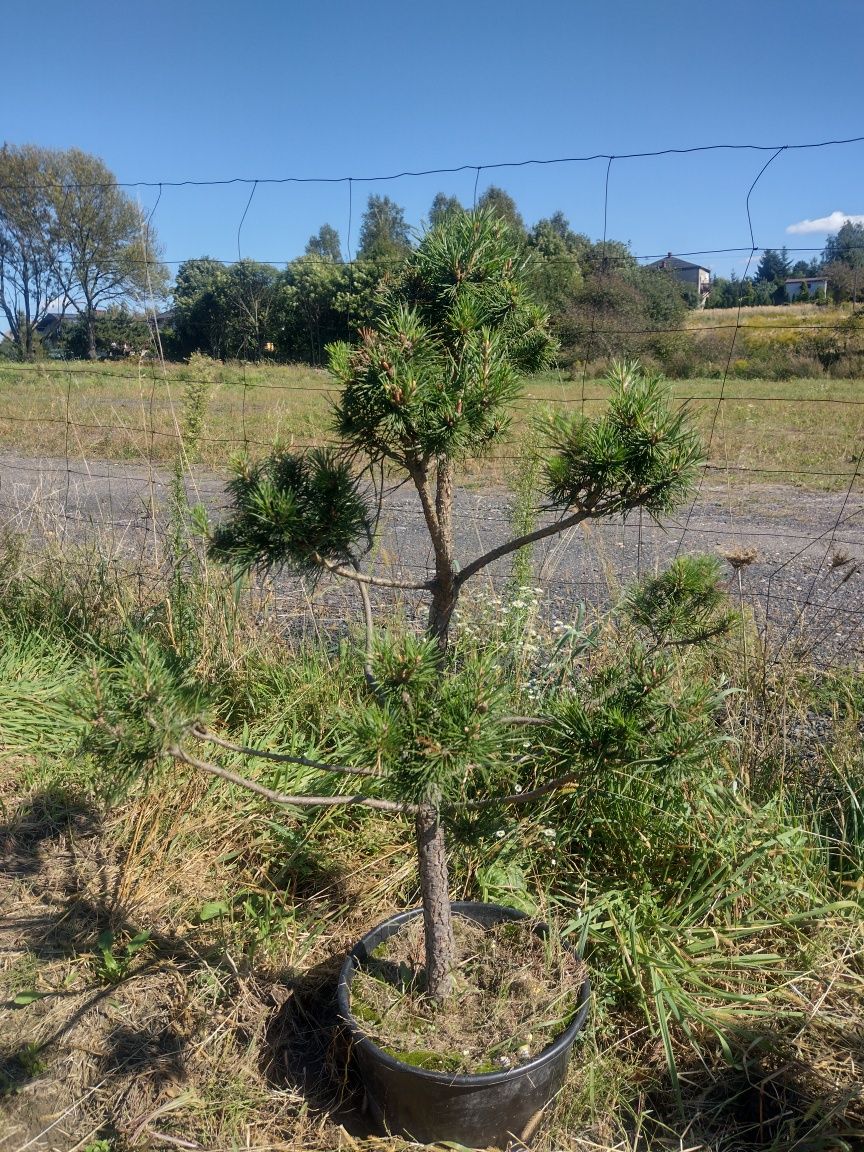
top-left (356, 195), bottom-right (412, 262)
top-left (50, 149), bottom-right (168, 358)
top-left (305, 223), bottom-right (342, 262)
top-left (823, 221), bottom-right (864, 269)
top-left (0, 144), bottom-right (63, 358)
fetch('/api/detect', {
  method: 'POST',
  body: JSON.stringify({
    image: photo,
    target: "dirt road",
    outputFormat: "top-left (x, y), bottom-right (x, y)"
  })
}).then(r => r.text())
top-left (2, 453), bottom-right (862, 665)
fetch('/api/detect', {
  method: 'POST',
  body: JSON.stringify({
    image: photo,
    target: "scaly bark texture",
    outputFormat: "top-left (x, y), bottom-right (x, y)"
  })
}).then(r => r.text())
top-left (415, 799), bottom-right (454, 1003)
top-left (416, 457), bottom-right (458, 648)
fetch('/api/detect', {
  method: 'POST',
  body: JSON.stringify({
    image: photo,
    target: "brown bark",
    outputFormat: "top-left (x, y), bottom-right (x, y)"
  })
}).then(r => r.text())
top-left (414, 456), bottom-right (458, 648)
top-left (87, 310), bottom-right (98, 359)
top-left (415, 799), bottom-right (454, 1003)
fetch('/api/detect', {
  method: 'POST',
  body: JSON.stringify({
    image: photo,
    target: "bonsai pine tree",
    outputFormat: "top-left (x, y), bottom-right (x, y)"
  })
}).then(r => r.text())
top-left (88, 209), bottom-right (730, 1005)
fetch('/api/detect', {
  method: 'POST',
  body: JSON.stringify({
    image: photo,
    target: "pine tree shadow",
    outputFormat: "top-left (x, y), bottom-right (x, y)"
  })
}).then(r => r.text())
top-left (262, 953), bottom-right (373, 1138)
top-left (638, 1020), bottom-right (864, 1150)
top-left (0, 786), bottom-right (99, 881)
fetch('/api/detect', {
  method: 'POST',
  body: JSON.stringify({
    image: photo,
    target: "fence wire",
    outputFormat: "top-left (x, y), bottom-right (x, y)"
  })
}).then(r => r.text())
top-left (1, 135), bottom-right (862, 668)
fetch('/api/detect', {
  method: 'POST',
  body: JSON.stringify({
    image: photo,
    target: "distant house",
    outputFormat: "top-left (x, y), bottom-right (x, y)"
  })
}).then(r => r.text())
top-left (784, 276), bottom-right (828, 301)
top-left (35, 312), bottom-right (69, 348)
top-left (647, 253), bottom-right (712, 298)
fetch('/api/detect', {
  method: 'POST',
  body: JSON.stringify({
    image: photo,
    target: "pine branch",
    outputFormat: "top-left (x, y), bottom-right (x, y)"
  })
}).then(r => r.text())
top-left (168, 745), bottom-right (415, 813)
top-left (455, 508), bottom-right (591, 587)
top-left (190, 726), bottom-right (379, 777)
top-left (312, 552), bottom-right (432, 590)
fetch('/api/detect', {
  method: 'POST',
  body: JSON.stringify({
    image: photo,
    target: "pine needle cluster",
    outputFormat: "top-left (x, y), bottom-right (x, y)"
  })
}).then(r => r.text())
top-left (544, 360), bottom-right (704, 517)
top-left (337, 634), bottom-right (510, 808)
top-left (330, 209), bottom-right (557, 466)
top-left (209, 447), bottom-right (371, 574)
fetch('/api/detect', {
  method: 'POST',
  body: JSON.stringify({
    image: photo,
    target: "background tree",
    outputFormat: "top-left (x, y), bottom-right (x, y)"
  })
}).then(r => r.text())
top-left (476, 186), bottom-right (526, 236)
top-left (50, 149), bottom-right (169, 358)
top-left (527, 212), bottom-right (586, 317)
top-left (304, 223), bottom-right (342, 262)
top-left (60, 303), bottom-right (152, 359)
top-left (428, 193), bottom-right (463, 229)
top-left (356, 195), bottom-right (412, 263)
top-left (277, 257), bottom-right (349, 364)
top-left (172, 258), bottom-right (281, 360)
top-left (172, 258), bottom-right (230, 359)
top-left (754, 248), bottom-right (790, 285)
top-left (822, 221), bottom-right (864, 270)
top-left (0, 144), bottom-right (64, 359)
top-left (822, 222), bottom-right (864, 304)
top-left (220, 260), bottom-right (281, 360)
top-left (556, 239), bottom-right (691, 364)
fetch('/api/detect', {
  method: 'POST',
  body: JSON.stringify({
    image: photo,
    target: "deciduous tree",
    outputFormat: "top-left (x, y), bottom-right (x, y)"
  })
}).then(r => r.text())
top-left (50, 149), bottom-right (168, 358)
top-left (356, 195), bottom-right (412, 262)
top-left (305, 223), bottom-right (342, 262)
top-left (428, 192), bottom-right (463, 229)
top-left (476, 185), bottom-right (525, 236)
top-left (0, 144), bottom-right (64, 359)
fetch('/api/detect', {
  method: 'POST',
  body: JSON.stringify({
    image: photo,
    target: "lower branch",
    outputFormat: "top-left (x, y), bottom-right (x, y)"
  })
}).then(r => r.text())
top-left (168, 745), bottom-right (415, 813)
top-left (190, 726), bottom-right (378, 777)
top-left (312, 553), bottom-right (432, 591)
top-left (455, 508), bottom-right (591, 587)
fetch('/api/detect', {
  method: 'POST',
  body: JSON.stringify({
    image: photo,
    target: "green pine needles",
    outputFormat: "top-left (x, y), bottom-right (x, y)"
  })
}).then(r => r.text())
top-left (209, 448), bottom-right (372, 576)
top-left (543, 361), bottom-right (705, 518)
top-left (84, 206), bottom-right (735, 1010)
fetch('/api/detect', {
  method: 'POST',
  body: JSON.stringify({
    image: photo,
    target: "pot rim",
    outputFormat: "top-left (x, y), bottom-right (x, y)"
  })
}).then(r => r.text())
top-left (336, 900), bottom-right (591, 1087)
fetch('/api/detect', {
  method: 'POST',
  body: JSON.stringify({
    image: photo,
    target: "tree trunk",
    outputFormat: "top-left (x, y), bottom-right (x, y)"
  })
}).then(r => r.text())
top-left (425, 456), bottom-right (458, 649)
top-left (415, 799), bottom-right (454, 1003)
top-left (87, 308), bottom-right (97, 359)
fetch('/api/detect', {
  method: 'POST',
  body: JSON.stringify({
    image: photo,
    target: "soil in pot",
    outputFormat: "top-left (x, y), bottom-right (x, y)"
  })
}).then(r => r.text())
top-left (348, 912), bottom-right (586, 1075)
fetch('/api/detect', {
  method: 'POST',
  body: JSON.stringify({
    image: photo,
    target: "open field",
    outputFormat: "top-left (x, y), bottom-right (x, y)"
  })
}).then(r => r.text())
top-left (686, 302), bottom-right (854, 330)
top-left (1, 359), bottom-right (863, 489)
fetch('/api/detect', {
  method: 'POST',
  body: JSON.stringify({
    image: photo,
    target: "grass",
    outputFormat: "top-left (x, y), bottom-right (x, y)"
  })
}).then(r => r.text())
top-left (1, 356), bottom-right (863, 488)
top-left (686, 302), bottom-right (854, 330)
top-left (1, 515), bottom-right (863, 1150)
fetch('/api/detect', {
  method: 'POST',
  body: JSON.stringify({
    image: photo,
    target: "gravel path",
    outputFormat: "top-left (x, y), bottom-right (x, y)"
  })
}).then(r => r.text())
top-left (2, 453), bottom-right (863, 666)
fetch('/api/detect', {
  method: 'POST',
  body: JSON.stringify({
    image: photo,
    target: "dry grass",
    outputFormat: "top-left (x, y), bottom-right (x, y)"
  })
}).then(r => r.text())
top-left (2, 745), bottom-right (863, 1152)
top-left (0, 762), bottom-right (419, 1151)
top-left (686, 302), bottom-right (853, 331)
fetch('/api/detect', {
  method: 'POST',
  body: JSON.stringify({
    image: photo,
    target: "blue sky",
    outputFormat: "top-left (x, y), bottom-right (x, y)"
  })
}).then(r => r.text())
top-left (5, 0), bottom-right (864, 281)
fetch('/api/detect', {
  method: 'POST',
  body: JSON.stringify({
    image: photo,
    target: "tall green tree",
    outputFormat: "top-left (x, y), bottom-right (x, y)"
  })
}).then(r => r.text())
top-left (356, 195), bottom-right (412, 262)
top-left (172, 257), bottom-right (229, 359)
top-left (305, 223), bottom-right (342, 262)
top-left (278, 256), bottom-right (349, 364)
top-left (527, 213), bottom-right (587, 316)
top-left (754, 248), bottom-right (790, 283)
top-left (476, 186), bottom-right (525, 235)
top-left (50, 149), bottom-right (168, 358)
top-left (428, 192), bottom-right (463, 229)
top-left (823, 220), bottom-right (864, 269)
top-left (0, 144), bottom-right (64, 359)
top-left (172, 258), bottom-right (281, 360)
top-left (221, 260), bottom-right (281, 360)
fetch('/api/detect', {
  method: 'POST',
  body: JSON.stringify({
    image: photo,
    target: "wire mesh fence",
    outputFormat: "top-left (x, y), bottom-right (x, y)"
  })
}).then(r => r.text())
top-left (1, 135), bottom-right (862, 666)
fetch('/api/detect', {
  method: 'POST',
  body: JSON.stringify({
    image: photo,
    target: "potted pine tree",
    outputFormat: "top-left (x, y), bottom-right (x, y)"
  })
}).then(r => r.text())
top-left (90, 209), bottom-right (731, 1147)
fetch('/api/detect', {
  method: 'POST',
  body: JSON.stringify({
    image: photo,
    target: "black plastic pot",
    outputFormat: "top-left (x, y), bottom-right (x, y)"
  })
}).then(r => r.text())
top-left (337, 901), bottom-right (591, 1149)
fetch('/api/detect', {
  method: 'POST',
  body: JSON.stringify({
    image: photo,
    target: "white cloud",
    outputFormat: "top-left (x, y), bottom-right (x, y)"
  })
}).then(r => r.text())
top-left (786, 210), bottom-right (864, 235)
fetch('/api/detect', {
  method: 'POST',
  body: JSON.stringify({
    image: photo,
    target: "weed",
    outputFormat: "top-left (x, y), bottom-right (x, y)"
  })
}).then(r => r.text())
top-left (92, 929), bottom-right (152, 984)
